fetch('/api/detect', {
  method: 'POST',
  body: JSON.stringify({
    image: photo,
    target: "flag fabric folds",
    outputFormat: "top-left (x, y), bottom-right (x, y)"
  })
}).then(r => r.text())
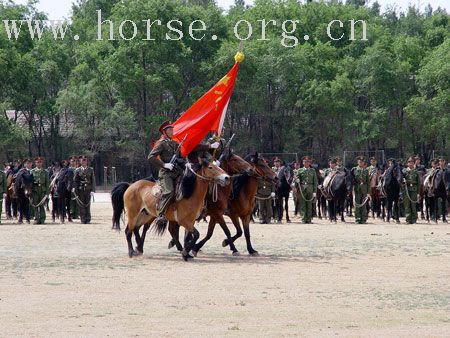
top-left (172, 52), bottom-right (243, 157)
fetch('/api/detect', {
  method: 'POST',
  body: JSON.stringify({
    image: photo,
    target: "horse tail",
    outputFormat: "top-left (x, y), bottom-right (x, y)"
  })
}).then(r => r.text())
top-left (152, 218), bottom-right (168, 236)
top-left (111, 182), bottom-right (130, 231)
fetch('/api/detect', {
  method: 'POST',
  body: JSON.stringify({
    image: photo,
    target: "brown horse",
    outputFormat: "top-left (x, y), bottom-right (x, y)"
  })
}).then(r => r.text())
top-left (221, 152), bottom-right (276, 255)
top-left (180, 149), bottom-right (255, 256)
top-left (5, 174), bottom-right (17, 219)
top-left (111, 158), bottom-right (229, 260)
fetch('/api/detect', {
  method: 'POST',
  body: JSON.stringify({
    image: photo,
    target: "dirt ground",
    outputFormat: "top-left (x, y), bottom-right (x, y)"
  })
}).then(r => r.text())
top-left (1, 194), bottom-right (450, 337)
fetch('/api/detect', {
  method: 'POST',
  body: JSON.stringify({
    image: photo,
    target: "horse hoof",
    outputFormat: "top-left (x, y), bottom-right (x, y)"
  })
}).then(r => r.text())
top-left (168, 240), bottom-right (175, 249)
top-left (249, 251), bottom-right (259, 256)
top-left (222, 239), bottom-right (228, 247)
top-left (192, 250), bottom-right (198, 257)
top-left (232, 251), bottom-right (240, 256)
top-left (286, 220), bottom-right (291, 223)
top-left (128, 250), bottom-right (139, 258)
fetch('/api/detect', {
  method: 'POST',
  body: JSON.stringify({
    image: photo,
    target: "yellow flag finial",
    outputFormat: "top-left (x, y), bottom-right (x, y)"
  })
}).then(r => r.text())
top-left (234, 42), bottom-right (245, 63)
top-left (234, 51), bottom-right (245, 63)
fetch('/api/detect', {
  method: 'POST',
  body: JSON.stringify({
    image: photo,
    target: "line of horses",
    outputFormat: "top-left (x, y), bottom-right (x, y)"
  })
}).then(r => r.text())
top-left (274, 162), bottom-right (450, 224)
top-left (4, 164), bottom-right (74, 223)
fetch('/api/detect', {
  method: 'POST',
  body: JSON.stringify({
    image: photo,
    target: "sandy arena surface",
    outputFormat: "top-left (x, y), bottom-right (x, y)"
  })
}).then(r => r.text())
top-left (1, 193), bottom-right (450, 337)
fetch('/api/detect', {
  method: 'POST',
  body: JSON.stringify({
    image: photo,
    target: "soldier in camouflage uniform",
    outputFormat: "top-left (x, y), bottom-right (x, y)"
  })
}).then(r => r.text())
top-left (352, 156), bottom-right (370, 224)
top-left (0, 164), bottom-right (6, 224)
top-left (256, 177), bottom-right (276, 224)
top-left (402, 157), bottom-right (420, 224)
top-left (69, 156), bottom-right (80, 219)
top-left (30, 157), bottom-right (49, 224)
top-left (74, 156), bottom-right (96, 224)
top-left (295, 156), bottom-right (318, 224)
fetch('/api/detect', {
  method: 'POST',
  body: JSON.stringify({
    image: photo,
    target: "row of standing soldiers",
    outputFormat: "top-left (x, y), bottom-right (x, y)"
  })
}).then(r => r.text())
top-left (0, 156), bottom-right (95, 224)
top-left (256, 155), bottom-right (446, 225)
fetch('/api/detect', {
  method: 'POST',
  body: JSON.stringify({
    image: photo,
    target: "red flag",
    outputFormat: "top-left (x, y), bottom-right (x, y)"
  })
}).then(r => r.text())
top-left (172, 53), bottom-right (243, 157)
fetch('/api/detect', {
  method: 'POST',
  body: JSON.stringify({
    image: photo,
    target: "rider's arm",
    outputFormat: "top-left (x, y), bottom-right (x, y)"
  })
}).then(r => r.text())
top-left (148, 141), bottom-right (165, 169)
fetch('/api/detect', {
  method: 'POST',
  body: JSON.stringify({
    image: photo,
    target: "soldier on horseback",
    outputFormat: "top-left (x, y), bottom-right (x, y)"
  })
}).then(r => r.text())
top-left (148, 121), bottom-right (220, 229)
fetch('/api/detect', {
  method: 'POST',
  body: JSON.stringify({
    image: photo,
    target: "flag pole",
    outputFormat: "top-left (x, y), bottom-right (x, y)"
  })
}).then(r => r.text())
top-left (213, 43), bottom-right (244, 160)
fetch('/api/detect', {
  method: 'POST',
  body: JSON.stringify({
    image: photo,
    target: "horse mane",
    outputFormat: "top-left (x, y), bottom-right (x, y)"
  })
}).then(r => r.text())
top-left (181, 169), bottom-right (197, 199)
top-left (231, 174), bottom-right (249, 200)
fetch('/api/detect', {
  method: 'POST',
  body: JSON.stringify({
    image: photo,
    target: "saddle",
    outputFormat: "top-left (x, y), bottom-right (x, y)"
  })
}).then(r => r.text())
top-left (152, 175), bottom-right (186, 211)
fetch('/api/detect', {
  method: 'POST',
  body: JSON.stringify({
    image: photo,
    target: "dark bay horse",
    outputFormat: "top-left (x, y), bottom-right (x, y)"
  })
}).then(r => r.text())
top-left (275, 163), bottom-right (293, 223)
top-left (321, 170), bottom-right (353, 222)
top-left (184, 149), bottom-right (255, 256)
top-left (424, 168), bottom-right (449, 223)
top-left (13, 170), bottom-right (33, 224)
top-left (369, 166), bottom-right (381, 219)
top-left (51, 164), bottom-right (74, 223)
top-left (221, 152), bottom-right (276, 255)
top-left (111, 158), bottom-right (229, 260)
top-left (379, 163), bottom-right (403, 223)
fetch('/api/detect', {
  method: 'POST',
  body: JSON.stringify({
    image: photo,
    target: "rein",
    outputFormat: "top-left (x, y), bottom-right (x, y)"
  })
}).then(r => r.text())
top-left (29, 195), bottom-right (48, 208)
top-left (353, 194), bottom-right (370, 208)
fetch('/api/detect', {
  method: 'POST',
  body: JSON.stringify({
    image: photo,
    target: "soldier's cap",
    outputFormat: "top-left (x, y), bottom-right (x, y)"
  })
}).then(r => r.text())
top-left (22, 158), bottom-right (32, 165)
top-left (34, 156), bottom-right (44, 162)
top-left (69, 156), bottom-right (78, 161)
top-left (438, 156), bottom-right (446, 161)
top-left (407, 157), bottom-right (415, 162)
top-left (14, 159), bottom-right (21, 164)
top-left (356, 156), bottom-right (366, 162)
top-left (387, 158), bottom-right (396, 162)
top-left (273, 157), bottom-right (281, 162)
top-left (302, 156), bottom-right (312, 161)
top-left (431, 158), bottom-right (438, 163)
top-left (335, 157), bottom-right (342, 161)
top-left (61, 159), bottom-right (69, 165)
top-left (329, 158), bottom-right (337, 164)
top-left (159, 120), bottom-right (174, 133)
top-left (80, 156), bottom-right (89, 161)
top-left (369, 157), bottom-right (377, 161)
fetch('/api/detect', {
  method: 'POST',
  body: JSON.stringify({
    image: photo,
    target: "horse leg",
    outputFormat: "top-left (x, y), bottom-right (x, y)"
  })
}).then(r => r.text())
top-left (135, 222), bottom-right (152, 254)
top-left (168, 221), bottom-right (183, 251)
top-left (182, 227), bottom-right (200, 261)
top-left (276, 196), bottom-right (282, 222)
top-left (242, 215), bottom-right (258, 255)
top-left (222, 214), bottom-right (243, 247)
top-left (192, 217), bottom-right (217, 256)
top-left (217, 217), bottom-right (240, 255)
top-left (394, 198), bottom-right (400, 224)
top-left (285, 196), bottom-right (291, 223)
top-left (125, 226), bottom-right (138, 258)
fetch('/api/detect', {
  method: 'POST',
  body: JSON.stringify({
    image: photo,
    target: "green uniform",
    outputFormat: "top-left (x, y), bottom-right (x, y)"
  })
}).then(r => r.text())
top-left (352, 166), bottom-right (370, 223)
top-left (30, 168), bottom-right (49, 224)
top-left (74, 166), bottom-right (96, 224)
top-left (70, 166), bottom-right (80, 219)
top-left (148, 137), bottom-right (182, 216)
top-left (257, 178), bottom-right (275, 223)
top-left (0, 170), bottom-right (6, 223)
top-left (402, 167), bottom-right (420, 224)
top-left (296, 167), bottom-right (318, 223)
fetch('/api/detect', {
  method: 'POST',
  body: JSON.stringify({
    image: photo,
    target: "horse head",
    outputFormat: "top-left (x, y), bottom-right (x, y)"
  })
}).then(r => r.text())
top-left (196, 155), bottom-right (230, 187)
top-left (245, 152), bottom-right (276, 182)
top-left (16, 171), bottom-right (33, 198)
top-left (219, 150), bottom-right (254, 176)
